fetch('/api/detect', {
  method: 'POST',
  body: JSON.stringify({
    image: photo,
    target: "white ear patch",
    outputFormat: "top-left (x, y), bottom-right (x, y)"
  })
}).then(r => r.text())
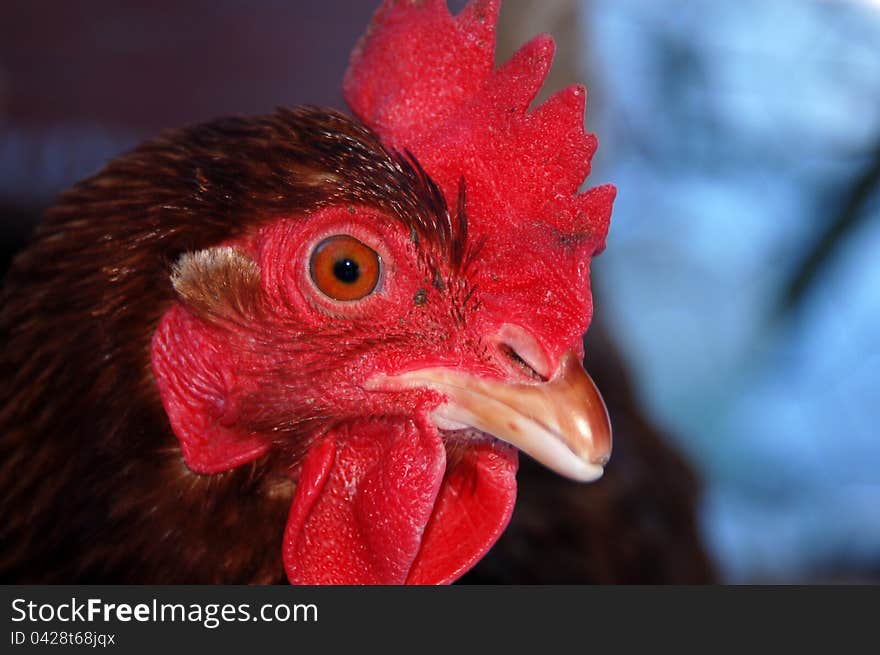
top-left (171, 246), bottom-right (261, 321)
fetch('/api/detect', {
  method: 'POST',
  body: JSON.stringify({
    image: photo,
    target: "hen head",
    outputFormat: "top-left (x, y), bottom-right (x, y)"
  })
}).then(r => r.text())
top-left (151, 0), bottom-right (615, 584)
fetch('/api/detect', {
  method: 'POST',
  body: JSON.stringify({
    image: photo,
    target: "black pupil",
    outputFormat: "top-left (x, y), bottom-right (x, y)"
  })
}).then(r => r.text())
top-left (333, 258), bottom-right (360, 284)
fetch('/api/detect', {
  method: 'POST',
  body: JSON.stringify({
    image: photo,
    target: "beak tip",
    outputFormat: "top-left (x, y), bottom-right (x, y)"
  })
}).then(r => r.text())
top-left (561, 455), bottom-right (606, 482)
top-left (578, 464), bottom-right (605, 483)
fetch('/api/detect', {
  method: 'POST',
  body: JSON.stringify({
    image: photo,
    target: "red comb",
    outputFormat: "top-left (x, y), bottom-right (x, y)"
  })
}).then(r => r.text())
top-left (344, 0), bottom-right (614, 250)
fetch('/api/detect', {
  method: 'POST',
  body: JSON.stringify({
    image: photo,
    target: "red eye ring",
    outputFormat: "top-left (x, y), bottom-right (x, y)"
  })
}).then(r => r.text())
top-left (309, 235), bottom-right (381, 301)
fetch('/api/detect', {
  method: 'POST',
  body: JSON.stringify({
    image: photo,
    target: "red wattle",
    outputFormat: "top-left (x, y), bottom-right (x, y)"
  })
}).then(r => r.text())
top-left (406, 441), bottom-right (518, 584)
top-left (283, 421), bottom-right (519, 585)
top-left (283, 418), bottom-right (446, 584)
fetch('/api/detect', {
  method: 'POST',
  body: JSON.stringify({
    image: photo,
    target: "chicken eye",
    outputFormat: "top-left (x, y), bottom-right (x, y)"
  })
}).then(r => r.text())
top-left (309, 235), bottom-right (381, 301)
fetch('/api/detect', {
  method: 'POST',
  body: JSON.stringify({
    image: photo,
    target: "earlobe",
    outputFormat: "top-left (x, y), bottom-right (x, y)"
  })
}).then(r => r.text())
top-left (150, 304), bottom-right (270, 474)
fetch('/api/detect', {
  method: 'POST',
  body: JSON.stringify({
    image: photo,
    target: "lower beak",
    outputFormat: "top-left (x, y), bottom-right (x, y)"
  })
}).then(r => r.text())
top-left (371, 351), bottom-right (612, 482)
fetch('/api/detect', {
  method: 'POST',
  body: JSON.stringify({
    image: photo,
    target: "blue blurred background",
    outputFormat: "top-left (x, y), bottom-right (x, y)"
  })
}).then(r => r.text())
top-left (585, 0), bottom-right (880, 581)
top-left (1, 0), bottom-right (878, 582)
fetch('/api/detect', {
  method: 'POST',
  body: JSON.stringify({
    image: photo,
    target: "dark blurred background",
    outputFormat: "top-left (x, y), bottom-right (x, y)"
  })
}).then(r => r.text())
top-left (2, 0), bottom-right (878, 582)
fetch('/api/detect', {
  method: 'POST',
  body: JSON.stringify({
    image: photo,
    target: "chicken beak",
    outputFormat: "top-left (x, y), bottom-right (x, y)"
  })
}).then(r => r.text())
top-left (371, 351), bottom-right (612, 482)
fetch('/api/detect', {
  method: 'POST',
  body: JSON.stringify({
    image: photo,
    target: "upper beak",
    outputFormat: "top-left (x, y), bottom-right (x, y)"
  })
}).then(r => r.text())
top-left (369, 351), bottom-right (612, 482)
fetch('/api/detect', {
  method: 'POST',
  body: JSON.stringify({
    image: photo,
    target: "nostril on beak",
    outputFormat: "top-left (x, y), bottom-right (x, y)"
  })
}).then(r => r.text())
top-left (494, 324), bottom-right (551, 382)
top-left (498, 342), bottom-right (545, 381)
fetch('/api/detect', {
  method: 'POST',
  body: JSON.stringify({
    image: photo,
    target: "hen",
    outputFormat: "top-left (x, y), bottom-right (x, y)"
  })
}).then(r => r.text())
top-left (0, 0), bottom-right (617, 584)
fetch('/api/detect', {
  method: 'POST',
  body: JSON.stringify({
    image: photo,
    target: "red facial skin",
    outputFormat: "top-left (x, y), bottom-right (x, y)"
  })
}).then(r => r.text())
top-left (152, 206), bottom-right (527, 584)
top-left (152, 0), bottom-right (615, 584)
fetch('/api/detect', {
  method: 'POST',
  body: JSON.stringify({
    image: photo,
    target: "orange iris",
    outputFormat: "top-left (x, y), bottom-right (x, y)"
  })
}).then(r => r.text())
top-left (309, 235), bottom-right (381, 301)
